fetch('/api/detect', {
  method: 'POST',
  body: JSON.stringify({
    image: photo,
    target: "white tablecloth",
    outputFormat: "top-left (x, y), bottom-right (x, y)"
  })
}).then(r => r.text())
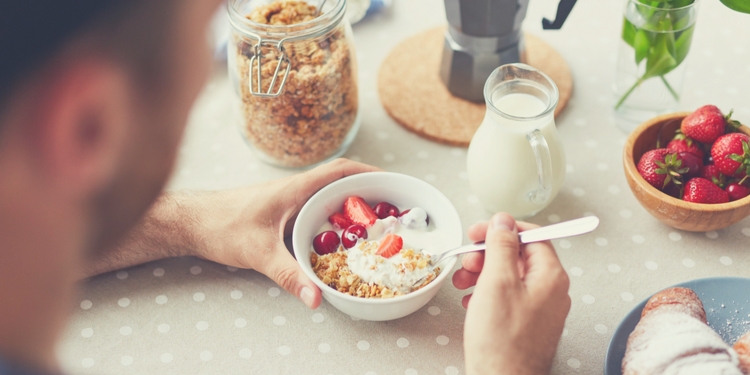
top-left (59, 0), bottom-right (750, 373)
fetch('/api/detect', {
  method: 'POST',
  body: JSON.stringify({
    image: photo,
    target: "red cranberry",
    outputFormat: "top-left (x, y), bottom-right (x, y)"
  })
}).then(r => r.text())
top-left (341, 224), bottom-right (368, 249)
top-left (373, 202), bottom-right (400, 219)
top-left (312, 231), bottom-right (340, 255)
top-left (677, 151), bottom-right (703, 179)
top-left (726, 182), bottom-right (750, 201)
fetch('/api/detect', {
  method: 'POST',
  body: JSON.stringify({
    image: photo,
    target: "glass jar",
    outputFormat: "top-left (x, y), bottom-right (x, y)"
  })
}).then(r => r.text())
top-left (612, 0), bottom-right (697, 133)
top-left (228, 0), bottom-right (360, 168)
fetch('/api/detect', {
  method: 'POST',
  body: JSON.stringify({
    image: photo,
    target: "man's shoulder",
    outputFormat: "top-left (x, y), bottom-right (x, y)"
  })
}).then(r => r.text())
top-left (0, 357), bottom-right (62, 375)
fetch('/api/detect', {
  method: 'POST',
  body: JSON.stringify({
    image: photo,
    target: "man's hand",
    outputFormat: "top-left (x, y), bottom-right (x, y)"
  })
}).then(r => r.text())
top-left (84, 159), bottom-right (379, 308)
top-left (453, 213), bottom-right (571, 375)
top-left (190, 159), bottom-right (379, 310)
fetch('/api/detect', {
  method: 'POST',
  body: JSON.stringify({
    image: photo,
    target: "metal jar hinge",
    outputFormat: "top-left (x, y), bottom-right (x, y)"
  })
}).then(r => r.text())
top-left (248, 38), bottom-right (291, 97)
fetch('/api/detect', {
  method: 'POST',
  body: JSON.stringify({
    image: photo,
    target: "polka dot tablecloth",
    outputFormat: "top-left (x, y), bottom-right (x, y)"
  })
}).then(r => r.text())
top-left (59, 0), bottom-right (750, 374)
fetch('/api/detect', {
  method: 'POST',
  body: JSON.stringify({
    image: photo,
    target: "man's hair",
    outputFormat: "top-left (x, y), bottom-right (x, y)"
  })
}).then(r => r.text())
top-left (0, 2), bottom-right (174, 119)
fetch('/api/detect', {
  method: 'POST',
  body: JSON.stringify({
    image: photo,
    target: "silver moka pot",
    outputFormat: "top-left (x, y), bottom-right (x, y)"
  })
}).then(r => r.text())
top-left (440, 0), bottom-right (577, 102)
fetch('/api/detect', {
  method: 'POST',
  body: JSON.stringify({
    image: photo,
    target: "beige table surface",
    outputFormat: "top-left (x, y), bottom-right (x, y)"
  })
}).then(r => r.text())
top-left (58, 0), bottom-right (750, 374)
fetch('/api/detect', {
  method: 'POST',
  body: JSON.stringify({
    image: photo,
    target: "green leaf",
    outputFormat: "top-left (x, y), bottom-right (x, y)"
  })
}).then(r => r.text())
top-left (670, 0), bottom-right (695, 8)
top-left (674, 25), bottom-right (694, 65)
top-left (634, 30), bottom-right (650, 64)
top-left (644, 33), bottom-right (678, 79)
top-left (622, 18), bottom-right (637, 47)
top-left (657, 17), bottom-right (676, 56)
top-left (721, 0), bottom-right (750, 13)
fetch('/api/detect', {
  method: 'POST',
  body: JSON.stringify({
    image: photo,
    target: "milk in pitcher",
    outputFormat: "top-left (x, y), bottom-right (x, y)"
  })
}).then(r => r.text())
top-left (467, 64), bottom-right (566, 218)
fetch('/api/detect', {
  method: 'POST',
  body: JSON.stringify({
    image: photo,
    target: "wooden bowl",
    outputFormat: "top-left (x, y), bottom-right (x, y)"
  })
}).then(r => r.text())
top-left (623, 112), bottom-right (750, 232)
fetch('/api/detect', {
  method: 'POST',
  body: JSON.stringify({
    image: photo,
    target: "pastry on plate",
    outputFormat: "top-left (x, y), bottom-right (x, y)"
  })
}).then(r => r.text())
top-left (734, 331), bottom-right (750, 374)
top-left (622, 287), bottom-right (742, 375)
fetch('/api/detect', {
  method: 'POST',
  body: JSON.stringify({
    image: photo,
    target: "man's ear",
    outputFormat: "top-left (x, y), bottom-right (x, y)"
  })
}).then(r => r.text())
top-left (25, 58), bottom-right (132, 198)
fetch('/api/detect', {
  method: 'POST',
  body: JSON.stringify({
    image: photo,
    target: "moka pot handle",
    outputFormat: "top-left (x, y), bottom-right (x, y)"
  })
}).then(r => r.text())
top-left (542, 0), bottom-right (577, 30)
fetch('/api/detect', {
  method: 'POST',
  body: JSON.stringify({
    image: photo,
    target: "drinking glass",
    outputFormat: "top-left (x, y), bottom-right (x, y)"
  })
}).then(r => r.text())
top-left (613, 0), bottom-right (698, 133)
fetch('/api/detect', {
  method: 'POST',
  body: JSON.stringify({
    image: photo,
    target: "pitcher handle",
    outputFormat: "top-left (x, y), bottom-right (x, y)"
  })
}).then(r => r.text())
top-left (526, 129), bottom-right (553, 205)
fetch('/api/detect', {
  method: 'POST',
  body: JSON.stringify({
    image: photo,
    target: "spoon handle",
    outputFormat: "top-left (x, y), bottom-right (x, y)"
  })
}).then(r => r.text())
top-left (433, 216), bottom-right (600, 265)
top-left (519, 216), bottom-right (600, 244)
top-left (435, 242), bottom-right (487, 263)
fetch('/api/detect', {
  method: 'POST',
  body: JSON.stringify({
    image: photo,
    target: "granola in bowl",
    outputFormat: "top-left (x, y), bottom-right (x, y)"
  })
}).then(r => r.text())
top-left (232, 0), bottom-right (359, 168)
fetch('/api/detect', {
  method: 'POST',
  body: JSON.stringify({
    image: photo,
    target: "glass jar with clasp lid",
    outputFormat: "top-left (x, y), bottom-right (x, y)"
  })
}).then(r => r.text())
top-left (228, 0), bottom-right (360, 168)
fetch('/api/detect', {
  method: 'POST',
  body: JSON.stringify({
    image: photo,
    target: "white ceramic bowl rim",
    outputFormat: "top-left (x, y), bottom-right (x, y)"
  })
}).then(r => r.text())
top-left (292, 172), bottom-right (461, 305)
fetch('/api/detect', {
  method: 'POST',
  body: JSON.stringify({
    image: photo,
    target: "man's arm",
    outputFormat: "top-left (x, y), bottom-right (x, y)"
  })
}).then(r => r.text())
top-left (82, 193), bottom-right (199, 277)
top-left (82, 158), bottom-right (380, 310)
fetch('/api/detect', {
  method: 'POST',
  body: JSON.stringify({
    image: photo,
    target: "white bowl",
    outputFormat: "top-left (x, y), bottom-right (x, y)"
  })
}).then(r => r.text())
top-left (292, 172), bottom-right (462, 321)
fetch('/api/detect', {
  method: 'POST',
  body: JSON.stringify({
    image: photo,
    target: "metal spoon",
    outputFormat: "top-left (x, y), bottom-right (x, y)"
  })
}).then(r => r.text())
top-left (413, 216), bottom-right (599, 286)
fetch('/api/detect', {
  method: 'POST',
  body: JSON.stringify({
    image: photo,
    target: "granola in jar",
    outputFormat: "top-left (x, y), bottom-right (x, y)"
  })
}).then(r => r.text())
top-left (230, 0), bottom-right (359, 168)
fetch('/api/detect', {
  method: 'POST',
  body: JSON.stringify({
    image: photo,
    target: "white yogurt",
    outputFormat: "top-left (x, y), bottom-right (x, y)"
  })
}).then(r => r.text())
top-left (313, 209), bottom-right (447, 293)
top-left (399, 207), bottom-right (428, 229)
top-left (346, 246), bottom-right (434, 294)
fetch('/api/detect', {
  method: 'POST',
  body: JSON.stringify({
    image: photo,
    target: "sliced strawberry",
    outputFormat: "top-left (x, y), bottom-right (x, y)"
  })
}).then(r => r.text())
top-left (343, 196), bottom-right (378, 228)
top-left (328, 212), bottom-right (352, 230)
top-left (683, 178), bottom-right (729, 204)
top-left (376, 233), bottom-right (403, 258)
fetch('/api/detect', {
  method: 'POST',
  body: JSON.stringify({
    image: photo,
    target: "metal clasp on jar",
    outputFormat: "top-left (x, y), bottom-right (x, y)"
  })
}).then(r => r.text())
top-left (248, 38), bottom-right (291, 98)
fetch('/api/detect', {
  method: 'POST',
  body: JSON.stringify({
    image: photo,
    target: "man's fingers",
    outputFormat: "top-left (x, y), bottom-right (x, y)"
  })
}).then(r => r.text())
top-left (478, 213), bottom-right (521, 287)
top-left (261, 244), bottom-right (322, 310)
top-left (522, 240), bottom-right (568, 296)
top-left (517, 221), bottom-right (540, 232)
top-left (300, 159), bottom-right (381, 199)
top-left (467, 222), bottom-right (489, 243)
top-left (452, 268), bottom-right (480, 290)
top-left (461, 294), bottom-right (472, 309)
top-left (461, 251), bottom-right (485, 273)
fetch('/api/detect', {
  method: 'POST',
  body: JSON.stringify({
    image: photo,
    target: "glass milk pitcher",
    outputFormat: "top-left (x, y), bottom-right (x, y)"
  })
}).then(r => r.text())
top-left (467, 63), bottom-right (566, 219)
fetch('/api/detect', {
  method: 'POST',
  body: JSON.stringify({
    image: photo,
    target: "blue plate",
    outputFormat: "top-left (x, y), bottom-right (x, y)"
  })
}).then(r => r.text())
top-left (604, 277), bottom-right (750, 375)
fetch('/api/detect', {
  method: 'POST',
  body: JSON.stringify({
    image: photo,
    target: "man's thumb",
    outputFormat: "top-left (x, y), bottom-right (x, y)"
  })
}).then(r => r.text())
top-left (482, 213), bottom-right (521, 286)
top-left (266, 244), bottom-right (322, 309)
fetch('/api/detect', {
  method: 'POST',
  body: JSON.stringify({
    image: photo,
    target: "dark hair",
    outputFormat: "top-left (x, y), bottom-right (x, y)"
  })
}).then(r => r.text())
top-left (0, 2), bottom-right (173, 115)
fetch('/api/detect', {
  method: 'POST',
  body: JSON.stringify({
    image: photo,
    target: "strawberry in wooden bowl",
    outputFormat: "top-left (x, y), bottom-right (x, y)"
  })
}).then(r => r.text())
top-left (623, 106), bottom-right (750, 232)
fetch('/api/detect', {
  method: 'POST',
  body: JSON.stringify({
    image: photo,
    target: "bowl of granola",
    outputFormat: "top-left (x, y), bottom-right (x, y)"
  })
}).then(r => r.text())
top-left (292, 172), bottom-right (462, 321)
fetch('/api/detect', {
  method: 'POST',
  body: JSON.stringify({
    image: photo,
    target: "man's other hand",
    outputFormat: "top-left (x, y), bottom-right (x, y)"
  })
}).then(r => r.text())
top-left (453, 213), bottom-right (571, 375)
top-left (191, 158), bottom-right (380, 309)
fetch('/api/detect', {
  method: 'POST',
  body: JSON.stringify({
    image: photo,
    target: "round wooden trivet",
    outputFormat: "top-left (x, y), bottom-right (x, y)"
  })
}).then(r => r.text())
top-left (378, 27), bottom-right (573, 147)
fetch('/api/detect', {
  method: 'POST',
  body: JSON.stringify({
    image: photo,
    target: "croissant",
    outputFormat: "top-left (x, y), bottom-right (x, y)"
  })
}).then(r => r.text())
top-left (622, 287), bottom-right (742, 375)
top-left (734, 331), bottom-right (750, 374)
